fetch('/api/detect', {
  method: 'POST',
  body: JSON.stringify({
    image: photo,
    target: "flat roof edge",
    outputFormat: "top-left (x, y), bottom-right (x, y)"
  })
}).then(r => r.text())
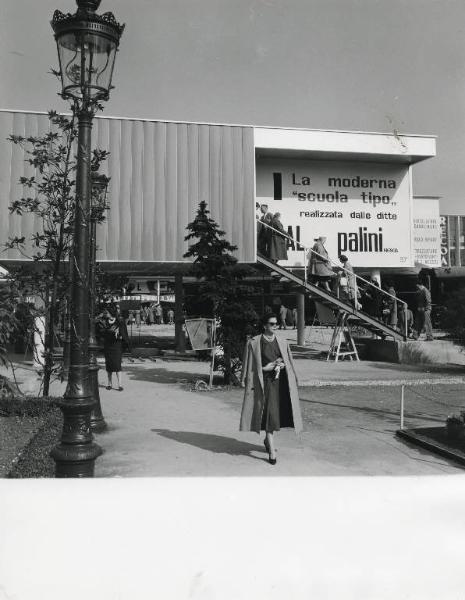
top-left (0, 108), bottom-right (437, 139)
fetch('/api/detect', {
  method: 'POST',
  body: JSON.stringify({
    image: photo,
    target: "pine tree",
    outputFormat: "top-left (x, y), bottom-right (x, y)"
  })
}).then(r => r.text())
top-left (184, 201), bottom-right (258, 384)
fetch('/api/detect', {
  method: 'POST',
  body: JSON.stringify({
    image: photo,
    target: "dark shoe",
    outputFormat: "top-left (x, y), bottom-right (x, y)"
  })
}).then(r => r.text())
top-left (118, 386), bottom-right (124, 391)
top-left (268, 454), bottom-right (277, 465)
top-left (106, 386), bottom-right (111, 390)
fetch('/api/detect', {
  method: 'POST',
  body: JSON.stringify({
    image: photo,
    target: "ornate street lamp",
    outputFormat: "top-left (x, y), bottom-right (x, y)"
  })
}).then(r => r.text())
top-left (50, 0), bottom-right (124, 477)
top-left (89, 171), bottom-right (109, 432)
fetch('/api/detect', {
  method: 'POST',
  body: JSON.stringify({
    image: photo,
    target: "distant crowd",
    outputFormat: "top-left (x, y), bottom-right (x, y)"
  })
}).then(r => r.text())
top-left (125, 303), bottom-right (175, 327)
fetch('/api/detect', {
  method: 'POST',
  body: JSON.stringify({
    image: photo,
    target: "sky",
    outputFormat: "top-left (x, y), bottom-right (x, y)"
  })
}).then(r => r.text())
top-left (1, 0), bottom-right (465, 213)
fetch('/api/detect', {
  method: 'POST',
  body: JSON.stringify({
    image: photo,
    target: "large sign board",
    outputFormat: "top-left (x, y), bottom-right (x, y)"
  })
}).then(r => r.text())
top-left (412, 198), bottom-right (441, 267)
top-left (256, 158), bottom-right (413, 268)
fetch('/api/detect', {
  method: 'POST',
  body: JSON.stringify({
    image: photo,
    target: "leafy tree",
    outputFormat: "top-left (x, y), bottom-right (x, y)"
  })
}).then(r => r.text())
top-left (95, 268), bottom-right (129, 305)
top-left (6, 110), bottom-right (109, 395)
top-left (184, 201), bottom-right (259, 383)
top-left (0, 288), bottom-right (18, 367)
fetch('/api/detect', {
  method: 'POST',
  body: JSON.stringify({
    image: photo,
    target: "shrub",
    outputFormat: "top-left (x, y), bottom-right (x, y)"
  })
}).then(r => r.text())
top-left (439, 286), bottom-right (465, 343)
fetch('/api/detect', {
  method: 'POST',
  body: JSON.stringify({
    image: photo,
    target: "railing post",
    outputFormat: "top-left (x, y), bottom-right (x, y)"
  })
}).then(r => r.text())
top-left (403, 302), bottom-right (408, 339)
top-left (400, 385), bottom-right (405, 429)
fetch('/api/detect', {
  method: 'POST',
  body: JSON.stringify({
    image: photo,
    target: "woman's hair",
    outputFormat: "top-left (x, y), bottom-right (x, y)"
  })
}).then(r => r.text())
top-left (273, 212), bottom-right (281, 218)
top-left (261, 312), bottom-right (276, 328)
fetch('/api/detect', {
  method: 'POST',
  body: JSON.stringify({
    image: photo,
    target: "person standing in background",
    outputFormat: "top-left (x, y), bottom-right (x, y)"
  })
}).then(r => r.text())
top-left (99, 304), bottom-right (130, 391)
top-left (384, 281), bottom-right (398, 329)
top-left (279, 303), bottom-right (288, 330)
top-left (292, 307), bottom-right (298, 329)
top-left (147, 303), bottom-right (155, 325)
top-left (155, 303), bottom-right (163, 324)
top-left (414, 280), bottom-right (433, 341)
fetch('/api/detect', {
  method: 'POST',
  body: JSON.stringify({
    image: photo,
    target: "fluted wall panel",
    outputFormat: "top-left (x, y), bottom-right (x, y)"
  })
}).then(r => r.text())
top-left (0, 111), bottom-right (255, 264)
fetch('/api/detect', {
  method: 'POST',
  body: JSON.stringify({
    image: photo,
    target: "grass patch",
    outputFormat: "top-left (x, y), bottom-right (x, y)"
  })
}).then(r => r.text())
top-left (0, 396), bottom-right (62, 478)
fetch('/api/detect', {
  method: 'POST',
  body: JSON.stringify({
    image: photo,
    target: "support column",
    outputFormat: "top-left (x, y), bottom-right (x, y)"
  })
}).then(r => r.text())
top-left (174, 273), bottom-right (186, 353)
top-left (296, 293), bottom-right (306, 346)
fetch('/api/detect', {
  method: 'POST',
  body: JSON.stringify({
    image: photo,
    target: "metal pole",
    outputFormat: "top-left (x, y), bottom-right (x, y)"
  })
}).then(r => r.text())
top-left (89, 207), bottom-right (106, 432)
top-left (403, 303), bottom-right (408, 339)
top-left (174, 273), bottom-right (186, 352)
top-left (51, 108), bottom-right (102, 477)
top-left (209, 321), bottom-right (216, 389)
top-left (296, 292), bottom-right (306, 346)
top-left (63, 244), bottom-right (74, 374)
top-left (400, 385), bottom-right (405, 430)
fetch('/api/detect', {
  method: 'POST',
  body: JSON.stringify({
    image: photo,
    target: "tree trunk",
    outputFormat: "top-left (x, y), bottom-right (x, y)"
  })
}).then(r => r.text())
top-left (42, 278), bottom-right (59, 397)
top-left (223, 338), bottom-right (232, 385)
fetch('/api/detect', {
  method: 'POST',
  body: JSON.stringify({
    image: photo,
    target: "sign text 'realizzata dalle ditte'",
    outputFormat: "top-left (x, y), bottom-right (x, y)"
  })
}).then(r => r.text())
top-left (256, 158), bottom-right (413, 268)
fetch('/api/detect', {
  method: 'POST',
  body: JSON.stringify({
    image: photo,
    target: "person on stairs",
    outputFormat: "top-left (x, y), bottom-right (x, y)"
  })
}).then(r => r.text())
top-left (308, 236), bottom-right (336, 292)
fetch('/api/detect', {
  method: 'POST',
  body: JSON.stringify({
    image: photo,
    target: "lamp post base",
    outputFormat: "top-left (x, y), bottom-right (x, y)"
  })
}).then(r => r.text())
top-left (51, 395), bottom-right (102, 477)
top-left (51, 442), bottom-right (103, 477)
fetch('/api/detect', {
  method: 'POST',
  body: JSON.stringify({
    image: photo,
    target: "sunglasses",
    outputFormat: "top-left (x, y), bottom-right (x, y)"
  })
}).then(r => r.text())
top-left (267, 321), bottom-right (278, 326)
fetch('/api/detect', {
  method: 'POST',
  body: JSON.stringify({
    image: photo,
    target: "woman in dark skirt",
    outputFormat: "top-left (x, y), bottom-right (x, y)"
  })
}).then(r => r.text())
top-left (240, 314), bottom-right (303, 464)
top-left (99, 305), bottom-right (130, 391)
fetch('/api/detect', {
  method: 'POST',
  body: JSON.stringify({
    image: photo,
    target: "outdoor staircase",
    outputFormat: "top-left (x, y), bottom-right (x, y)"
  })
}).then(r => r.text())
top-left (257, 254), bottom-right (406, 342)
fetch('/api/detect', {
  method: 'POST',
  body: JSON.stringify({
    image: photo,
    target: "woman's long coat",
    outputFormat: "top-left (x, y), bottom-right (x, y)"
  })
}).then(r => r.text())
top-left (269, 217), bottom-right (288, 261)
top-left (308, 241), bottom-right (334, 277)
top-left (239, 335), bottom-right (303, 434)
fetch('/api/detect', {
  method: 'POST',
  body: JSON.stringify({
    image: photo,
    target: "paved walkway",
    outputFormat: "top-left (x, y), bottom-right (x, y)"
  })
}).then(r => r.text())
top-left (3, 332), bottom-right (465, 477)
top-left (92, 357), bottom-right (465, 477)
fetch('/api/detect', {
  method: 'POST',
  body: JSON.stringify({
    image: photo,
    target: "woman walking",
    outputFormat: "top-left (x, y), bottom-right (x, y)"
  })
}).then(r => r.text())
top-left (240, 314), bottom-right (303, 464)
top-left (100, 305), bottom-right (130, 391)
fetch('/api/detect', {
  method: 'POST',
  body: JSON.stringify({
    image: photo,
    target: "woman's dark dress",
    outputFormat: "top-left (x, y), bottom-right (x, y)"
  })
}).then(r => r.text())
top-left (260, 336), bottom-right (294, 432)
top-left (103, 318), bottom-right (129, 372)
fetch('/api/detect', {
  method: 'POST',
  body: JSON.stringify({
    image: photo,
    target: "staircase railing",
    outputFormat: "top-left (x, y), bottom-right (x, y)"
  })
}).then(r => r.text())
top-left (258, 220), bottom-right (408, 339)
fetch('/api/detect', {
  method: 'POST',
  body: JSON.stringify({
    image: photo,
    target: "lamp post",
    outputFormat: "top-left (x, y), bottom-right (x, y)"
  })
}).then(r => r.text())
top-left (89, 171), bottom-right (109, 432)
top-left (50, 0), bottom-right (124, 477)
